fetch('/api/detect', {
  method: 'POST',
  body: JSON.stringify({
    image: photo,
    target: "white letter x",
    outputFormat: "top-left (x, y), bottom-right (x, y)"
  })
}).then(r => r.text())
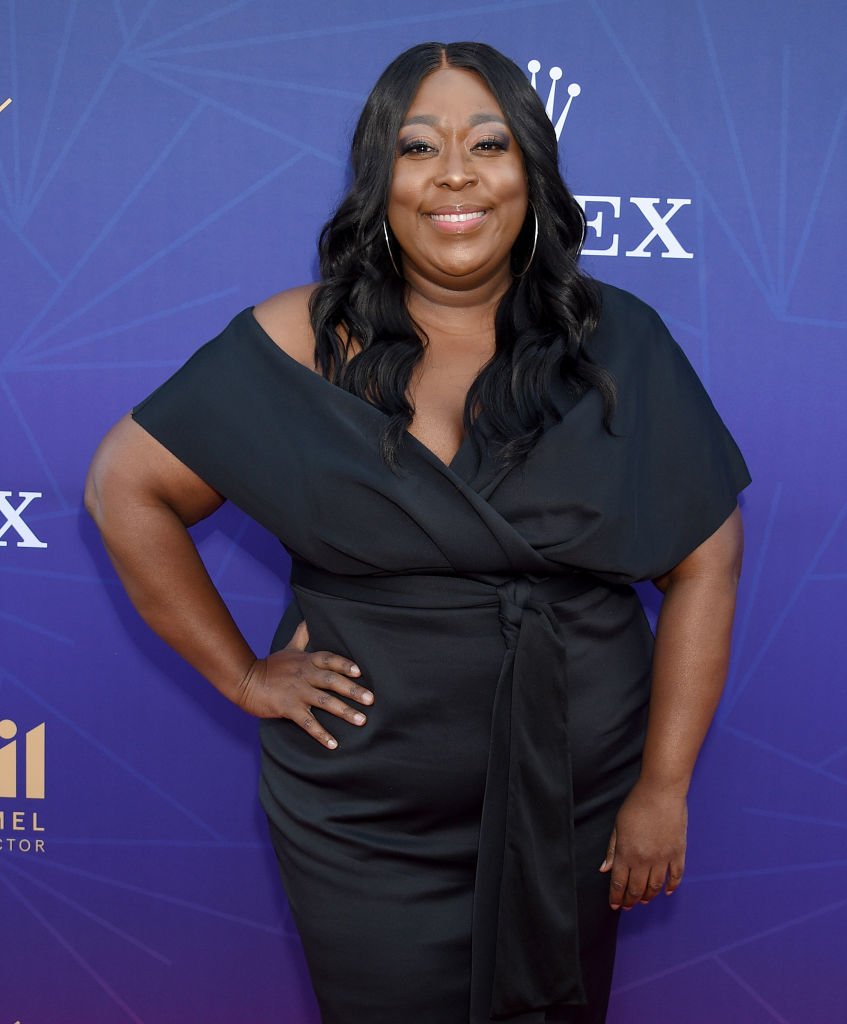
top-left (0, 491), bottom-right (48, 548)
top-left (626, 198), bottom-right (694, 259)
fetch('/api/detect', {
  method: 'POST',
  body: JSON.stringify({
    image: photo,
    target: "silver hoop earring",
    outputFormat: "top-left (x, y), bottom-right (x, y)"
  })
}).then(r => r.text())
top-left (513, 203), bottom-right (539, 278)
top-left (383, 220), bottom-right (402, 278)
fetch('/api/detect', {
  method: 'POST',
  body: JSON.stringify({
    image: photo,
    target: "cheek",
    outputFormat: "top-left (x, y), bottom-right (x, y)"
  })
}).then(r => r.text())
top-left (388, 167), bottom-right (424, 212)
top-left (498, 161), bottom-right (529, 203)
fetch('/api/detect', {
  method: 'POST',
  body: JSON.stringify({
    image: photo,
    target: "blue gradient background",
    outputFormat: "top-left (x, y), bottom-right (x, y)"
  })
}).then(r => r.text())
top-left (1, 2), bottom-right (845, 1021)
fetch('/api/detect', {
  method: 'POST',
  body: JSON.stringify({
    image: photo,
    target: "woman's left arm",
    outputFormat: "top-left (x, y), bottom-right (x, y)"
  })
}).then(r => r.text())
top-left (600, 504), bottom-right (745, 910)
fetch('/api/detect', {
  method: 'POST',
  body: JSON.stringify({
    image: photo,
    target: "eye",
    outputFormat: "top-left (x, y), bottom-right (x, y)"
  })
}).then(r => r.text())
top-left (399, 138), bottom-right (436, 156)
top-left (473, 134), bottom-right (509, 152)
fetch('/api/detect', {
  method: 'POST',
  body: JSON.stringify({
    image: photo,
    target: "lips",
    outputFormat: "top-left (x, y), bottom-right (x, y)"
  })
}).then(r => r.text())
top-left (425, 206), bottom-right (489, 232)
top-left (430, 210), bottom-right (487, 223)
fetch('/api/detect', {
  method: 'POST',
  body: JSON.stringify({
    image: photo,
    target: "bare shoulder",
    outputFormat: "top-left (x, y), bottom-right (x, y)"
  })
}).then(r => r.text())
top-left (252, 283), bottom-right (320, 370)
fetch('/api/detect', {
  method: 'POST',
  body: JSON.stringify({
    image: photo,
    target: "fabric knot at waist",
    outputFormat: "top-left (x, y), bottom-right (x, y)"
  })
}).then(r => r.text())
top-left (289, 559), bottom-right (599, 1022)
top-left (493, 574), bottom-right (584, 650)
top-left (495, 577), bottom-right (533, 648)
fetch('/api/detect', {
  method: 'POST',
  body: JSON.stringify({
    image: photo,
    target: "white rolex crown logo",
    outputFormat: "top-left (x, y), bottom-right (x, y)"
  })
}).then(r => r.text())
top-left (527, 60), bottom-right (581, 140)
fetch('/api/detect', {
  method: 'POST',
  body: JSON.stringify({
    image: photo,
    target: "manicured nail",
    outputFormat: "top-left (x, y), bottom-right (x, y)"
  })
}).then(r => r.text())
top-left (598, 859), bottom-right (607, 871)
top-left (350, 664), bottom-right (361, 675)
top-left (327, 739), bottom-right (338, 749)
top-left (353, 713), bottom-right (366, 724)
top-left (361, 691), bottom-right (374, 704)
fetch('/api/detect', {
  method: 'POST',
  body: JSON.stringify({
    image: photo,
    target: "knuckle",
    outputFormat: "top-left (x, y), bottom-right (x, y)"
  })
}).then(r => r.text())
top-left (610, 879), bottom-right (626, 892)
top-left (302, 714), bottom-right (315, 730)
top-left (316, 691), bottom-right (331, 707)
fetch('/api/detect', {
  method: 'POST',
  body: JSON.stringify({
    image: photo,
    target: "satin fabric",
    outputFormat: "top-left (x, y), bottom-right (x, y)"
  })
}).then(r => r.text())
top-left (132, 282), bottom-right (751, 1022)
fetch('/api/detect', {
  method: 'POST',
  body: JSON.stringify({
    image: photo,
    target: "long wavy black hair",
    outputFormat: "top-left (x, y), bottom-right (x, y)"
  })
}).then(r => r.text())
top-left (309, 41), bottom-right (615, 471)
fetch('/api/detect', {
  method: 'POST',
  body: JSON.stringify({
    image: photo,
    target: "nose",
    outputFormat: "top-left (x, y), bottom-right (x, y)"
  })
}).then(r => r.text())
top-left (433, 139), bottom-right (477, 190)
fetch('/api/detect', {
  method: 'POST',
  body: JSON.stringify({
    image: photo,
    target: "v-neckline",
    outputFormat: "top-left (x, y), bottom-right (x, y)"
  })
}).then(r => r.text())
top-left (246, 307), bottom-right (474, 475)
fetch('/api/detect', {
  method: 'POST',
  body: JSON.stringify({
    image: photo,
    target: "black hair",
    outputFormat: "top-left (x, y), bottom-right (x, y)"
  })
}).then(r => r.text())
top-left (309, 41), bottom-right (615, 471)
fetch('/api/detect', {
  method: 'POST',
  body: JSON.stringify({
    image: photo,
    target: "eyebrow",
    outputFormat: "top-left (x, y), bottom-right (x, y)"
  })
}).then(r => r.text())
top-left (400, 112), bottom-right (507, 129)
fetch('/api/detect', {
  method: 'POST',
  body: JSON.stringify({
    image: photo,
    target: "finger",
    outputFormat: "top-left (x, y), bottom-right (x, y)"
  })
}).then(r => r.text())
top-left (665, 858), bottom-right (685, 895)
top-left (609, 864), bottom-right (628, 911)
top-left (308, 650), bottom-right (371, 698)
top-left (621, 868), bottom-right (649, 910)
top-left (309, 687), bottom-right (370, 727)
top-left (299, 705), bottom-right (339, 750)
top-left (599, 828), bottom-right (616, 872)
top-left (286, 619), bottom-right (310, 651)
top-left (640, 864), bottom-right (669, 905)
top-left (308, 659), bottom-right (374, 706)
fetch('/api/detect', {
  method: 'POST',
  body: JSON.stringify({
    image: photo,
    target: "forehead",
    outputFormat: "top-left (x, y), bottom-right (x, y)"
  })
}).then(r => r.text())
top-left (403, 66), bottom-right (505, 124)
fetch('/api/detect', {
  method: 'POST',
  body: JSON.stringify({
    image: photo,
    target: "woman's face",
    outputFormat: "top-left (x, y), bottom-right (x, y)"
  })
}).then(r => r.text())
top-left (386, 66), bottom-right (529, 291)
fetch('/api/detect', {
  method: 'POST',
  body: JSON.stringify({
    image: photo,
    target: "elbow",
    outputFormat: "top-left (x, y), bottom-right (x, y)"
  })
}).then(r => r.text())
top-left (84, 415), bottom-right (136, 528)
top-left (84, 457), bottom-right (104, 525)
top-left (84, 437), bottom-right (122, 530)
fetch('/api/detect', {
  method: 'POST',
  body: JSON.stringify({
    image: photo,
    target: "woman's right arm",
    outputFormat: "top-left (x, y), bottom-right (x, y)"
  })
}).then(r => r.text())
top-left (84, 414), bottom-right (373, 748)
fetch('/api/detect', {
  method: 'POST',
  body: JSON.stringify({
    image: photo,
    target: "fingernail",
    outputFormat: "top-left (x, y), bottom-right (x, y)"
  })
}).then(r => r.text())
top-left (350, 664), bottom-right (361, 675)
top-left (598, 860), bottom-right (607, 871)
top-left (327, 739), bottom-right (338, 749)
top-left (610, 904), bottom-right (620, 911)
top-left (353, 713), bottom-right (366, 724)
top-left (361, 691), bottom-right (374, 704)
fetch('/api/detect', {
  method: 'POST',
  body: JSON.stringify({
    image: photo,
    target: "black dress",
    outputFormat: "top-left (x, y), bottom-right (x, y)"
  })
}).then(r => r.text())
top-left (131, 282), bottom-right (751, 1024)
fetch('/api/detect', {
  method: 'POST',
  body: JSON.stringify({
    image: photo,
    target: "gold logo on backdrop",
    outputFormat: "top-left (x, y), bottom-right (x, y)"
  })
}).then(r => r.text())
top-left (0, 98), bottom-right (11, 114)
top-left (0, 721), bottom-right (45, 799)
top-left (0, 719), bottom-right (46, 854)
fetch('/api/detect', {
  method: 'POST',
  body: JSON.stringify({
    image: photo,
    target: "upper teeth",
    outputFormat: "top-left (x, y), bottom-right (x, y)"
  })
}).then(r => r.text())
top-left (430, 211), bottom-right (485, 222)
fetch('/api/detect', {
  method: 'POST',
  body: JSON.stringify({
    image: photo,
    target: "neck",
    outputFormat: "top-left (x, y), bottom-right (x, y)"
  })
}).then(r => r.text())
top-left (403, 265), bottom-right (513, 337)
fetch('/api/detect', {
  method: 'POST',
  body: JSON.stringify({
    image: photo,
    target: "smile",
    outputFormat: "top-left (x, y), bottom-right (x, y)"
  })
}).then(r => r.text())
top-left (429, 211), bottom-right (488, 223)
top-left (425, 208), bottom-right (490, 234)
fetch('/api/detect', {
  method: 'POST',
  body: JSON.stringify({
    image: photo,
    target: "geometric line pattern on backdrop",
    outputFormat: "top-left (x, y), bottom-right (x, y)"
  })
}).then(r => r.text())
top-left (2, 2), bottom-right (845, 1021)
top-left (587, 0), bottom-right (847, 329)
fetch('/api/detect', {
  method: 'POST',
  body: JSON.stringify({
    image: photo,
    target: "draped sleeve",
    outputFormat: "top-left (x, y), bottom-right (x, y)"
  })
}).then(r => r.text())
top-left (130, 308), bottom-right (311, 537)
top-left (590, 282), bottom-right (752, 581)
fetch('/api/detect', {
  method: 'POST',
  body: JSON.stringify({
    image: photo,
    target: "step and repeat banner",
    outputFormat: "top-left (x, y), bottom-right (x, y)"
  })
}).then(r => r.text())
top-left (2, 2), bottom-right (845, 1021)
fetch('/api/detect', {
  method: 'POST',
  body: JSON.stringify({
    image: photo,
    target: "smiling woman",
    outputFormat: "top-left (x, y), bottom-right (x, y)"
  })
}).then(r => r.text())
top-left (86, 40), bottom-right (751, 1024)
top-left (306, 42), bottom-right (615, 477)
top-left (387, 67), bottom-right (529, 289)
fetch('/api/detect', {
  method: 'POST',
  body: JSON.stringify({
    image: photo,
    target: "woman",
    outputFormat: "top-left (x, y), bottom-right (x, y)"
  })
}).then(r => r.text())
top-left (85, 41), bottom-right (750, 1024)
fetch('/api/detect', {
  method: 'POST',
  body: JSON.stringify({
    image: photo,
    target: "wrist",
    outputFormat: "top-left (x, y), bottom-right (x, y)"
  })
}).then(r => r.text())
top-left (230, 655), bottom-right (264, 711)
top-left (633, 772), bottom-right (690, 799)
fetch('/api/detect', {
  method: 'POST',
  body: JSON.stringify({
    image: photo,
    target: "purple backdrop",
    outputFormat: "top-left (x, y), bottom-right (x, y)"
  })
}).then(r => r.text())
top-left (2, 2), bottom-right (845, 1021)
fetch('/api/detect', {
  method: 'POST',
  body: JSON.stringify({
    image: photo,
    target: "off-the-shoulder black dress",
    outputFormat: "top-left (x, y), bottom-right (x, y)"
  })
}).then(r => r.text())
top-left (132, 282), bottom-right (751, 1024)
